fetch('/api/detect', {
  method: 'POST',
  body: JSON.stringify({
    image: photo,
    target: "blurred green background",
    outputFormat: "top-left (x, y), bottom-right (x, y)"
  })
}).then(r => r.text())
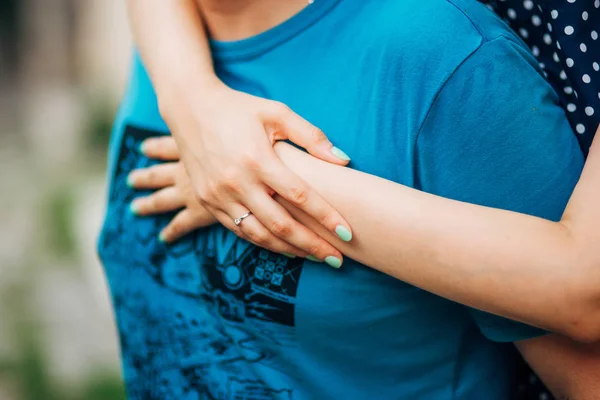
top-left (1, 0), bottom-right (131, 398)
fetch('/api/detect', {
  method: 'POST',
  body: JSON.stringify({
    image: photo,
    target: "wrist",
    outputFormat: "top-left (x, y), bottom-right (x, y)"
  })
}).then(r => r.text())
top-left (157, 74), bottom-right (227, 121)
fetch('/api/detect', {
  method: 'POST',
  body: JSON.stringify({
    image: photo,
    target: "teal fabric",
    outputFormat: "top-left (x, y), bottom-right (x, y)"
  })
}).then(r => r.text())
top-left (98, 0), bottom-right (583, 398)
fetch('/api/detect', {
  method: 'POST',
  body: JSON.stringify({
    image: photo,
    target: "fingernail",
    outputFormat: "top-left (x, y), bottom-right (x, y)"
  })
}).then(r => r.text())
top-left (158, 232), bottom-right (167, 243)
top-left (335, 225), bottom-right (352, 242)
top-left (282, 253), bottom-right (296, 258)
top-left (129, 202), bottom-right (140, 215)
top-left (126, 173), bottom-right (136, 188)
top-left (325, 256), bottom-right (342, 269)
top-left (306, 255), bottom-right (322, 263)
top-left (331, 146), bottom-right (350, 161)
top-left (138, 142), bottom-right (146, 155)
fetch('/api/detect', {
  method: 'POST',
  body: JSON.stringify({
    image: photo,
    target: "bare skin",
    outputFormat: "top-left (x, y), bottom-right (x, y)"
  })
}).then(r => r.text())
top-left (125, 0), bottom-right (600, 397)
top-left (127, 0), bottom-right (353, 266)
top-left (129, 135), bottom-right (600, 399)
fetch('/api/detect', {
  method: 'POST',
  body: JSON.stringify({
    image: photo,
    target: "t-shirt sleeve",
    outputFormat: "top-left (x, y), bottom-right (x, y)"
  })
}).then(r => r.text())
top-left (415, 37), bottom-right (584, 343)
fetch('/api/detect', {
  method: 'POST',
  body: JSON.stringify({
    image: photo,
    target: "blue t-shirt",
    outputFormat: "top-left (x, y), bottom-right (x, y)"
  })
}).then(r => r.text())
top-left (98, 0), bottom-right (584, 399)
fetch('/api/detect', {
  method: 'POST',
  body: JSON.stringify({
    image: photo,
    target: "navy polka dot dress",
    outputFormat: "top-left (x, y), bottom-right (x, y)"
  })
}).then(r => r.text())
top-left (483, 0), bottom-right (599, 155)
top-left (480, 1), bottom-right (599, 399)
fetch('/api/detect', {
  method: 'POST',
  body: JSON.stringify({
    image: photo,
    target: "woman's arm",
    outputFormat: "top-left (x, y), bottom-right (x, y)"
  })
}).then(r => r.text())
top-left (130, 132), bottom-right (600, 341)
top-left (273, 136), bottom-right (600, 342)
top-left (125, 0), bottom-right (353, 263)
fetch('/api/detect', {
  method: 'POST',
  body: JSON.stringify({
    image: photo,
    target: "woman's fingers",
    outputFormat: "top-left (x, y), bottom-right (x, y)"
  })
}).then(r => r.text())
top-left (260, 157), bottom-right (353, 244)
top-left (217, 203), bottom-right (308, 259)
top-left (140, 136), bottom-right (181, 160)
top-left (263, 102), bottom-right (351, 166)
top-left (131, 186), bottom-right (184, 215)
top-left (159, 208), bottom-right (218, 242)
top-left (128, 163), bottom-right (178, 189)
top-left (243, 188), bottom-right (344, 268)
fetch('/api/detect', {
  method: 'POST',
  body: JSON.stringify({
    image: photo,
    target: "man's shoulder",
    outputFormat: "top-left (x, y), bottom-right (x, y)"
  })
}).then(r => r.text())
top-left (349, 0), bottom-right (523, 72)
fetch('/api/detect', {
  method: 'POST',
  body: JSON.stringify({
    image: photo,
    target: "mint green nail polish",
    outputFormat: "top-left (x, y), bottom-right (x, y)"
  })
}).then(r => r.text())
top-left (325, 256), bottom-right (342, 269)
top-left (335, 225), bottom-right (353, 242)
top-left (138, 142), bottom-right (146, 154)
top-left (282, 253), bottom-right (296, 259)
top-left (306, 255), bottom-right (322, 263)
top-left (126, 174), bottom-right (135, 188)
top-left (158, 232), bottom-right (166, 243)
top-left (331, 146), bottom-right (351, 161)
top-left (129, 202), bottom-right (139, 215)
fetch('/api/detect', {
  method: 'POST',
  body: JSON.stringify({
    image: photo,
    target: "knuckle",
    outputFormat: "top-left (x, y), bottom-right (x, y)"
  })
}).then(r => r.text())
top-left (270, 220), bottom-right (292, 237)
top-left (311, 126), bottom-right (327, 143)
top-left (239, 151), bottom-right (262, 172)
top-left (146, 196), bottom-right (157, 210)
top-left (319, 211), bottom-right (338, 227)
top-left (247, 230), bottom-right (267, 245)
top-left (219, 167), bottom-right (243, 193)
top-left (147, 166), bottom-right (160, 181)
top-left (306, 243), bottom-right (323, 257)
top-left (271, 101), bottom-right (292, 117)
top-left (288, 186), bottom-right (309, 206)
top-left (152, 195), bottom-right (166, 209)
top-left (202, 181), bottom-right (220, 202)
top-left (169, 222), bottom-right (183, 237)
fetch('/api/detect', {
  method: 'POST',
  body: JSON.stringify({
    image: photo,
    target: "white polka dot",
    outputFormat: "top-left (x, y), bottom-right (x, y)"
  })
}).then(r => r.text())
top-left (585, 107), bottom-right (595, 116)
top-left (568, 103), bottom-right (577, 112)
top-left (580, 43), bottom-right (588, 52)
top-left (594, 62), bottom-right (599, 71)
top-left (540, 393), bottom-right (549, 400)
top-left (519, 28), bottom-right (529, 39)
top-left (547, 23), bottom-right (553, 32)
top-left (523, 0), bottom-right (534, 10)
top-left (567, 0), bottom-right (576, 3)
top-left (566, 58), bottom-right (575, 67)
top-left (565, 26), bottom-right (574, 35)
top-left (582, 11), bottom-right (589, 20)
top-left (596, 0), bottom-right (600, 8)
top-left (583, 74), bottom-right (591, 83)
top-left (592, 31), bottom-right (598, 40)
top-left (543, 34), bottom-right (552, 45)
top-left (532, 46), bottom-right (540, 57)
top-left (556, 41), bottom-right (561, 50)
top-left (576, 124), bottom-right (586, 134)
top-left (539, 62), bottom-right (546, 69)
top-left (553, 52), bottom-right (560, 62)
top-left (564, 86), bottom-right (573, 94)
top-left (531, 15), bottom-right (542, 26)
top-left (551, 9), bottom-right (559, 19)
top-left (560, 70), bottom-right (567, 80)
top-left (507, 8), bottom-right (517, 19)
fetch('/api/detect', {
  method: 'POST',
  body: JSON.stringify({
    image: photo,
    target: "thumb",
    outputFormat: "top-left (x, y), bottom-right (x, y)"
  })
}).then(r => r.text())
top-left (267, 103), bottom-right (351, 166)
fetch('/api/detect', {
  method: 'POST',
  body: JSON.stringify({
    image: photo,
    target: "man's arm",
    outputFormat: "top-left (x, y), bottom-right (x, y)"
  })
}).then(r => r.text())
top-left (517, 336), bottom-right (600, 399)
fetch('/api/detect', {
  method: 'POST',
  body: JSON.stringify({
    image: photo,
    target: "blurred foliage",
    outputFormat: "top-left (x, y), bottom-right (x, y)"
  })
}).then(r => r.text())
top-left (43, 186), bottom-right (77, 259)
top-left (84, 92), bottom-right (117, 158)
top-left (78, 372), bottom-right (126, 400)
top-left (2, 279), bottom-right (126, 400)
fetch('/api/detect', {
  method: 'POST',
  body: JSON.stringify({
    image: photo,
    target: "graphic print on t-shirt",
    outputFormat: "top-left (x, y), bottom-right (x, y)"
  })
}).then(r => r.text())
top-left (98, 125), bottom-right (300, 399)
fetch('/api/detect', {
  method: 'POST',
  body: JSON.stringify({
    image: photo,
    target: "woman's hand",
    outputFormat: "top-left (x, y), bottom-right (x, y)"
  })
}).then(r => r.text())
top-left (159, 84), bottom-right (350, 263)
top-left (128, 136), bottom-right (344, 267)
top-left (128, 142), bottom-right (218, 241)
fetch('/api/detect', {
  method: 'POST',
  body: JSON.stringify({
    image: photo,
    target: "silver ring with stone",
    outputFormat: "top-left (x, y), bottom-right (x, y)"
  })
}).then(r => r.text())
top-left (233, 212), bottom-right (252, 226)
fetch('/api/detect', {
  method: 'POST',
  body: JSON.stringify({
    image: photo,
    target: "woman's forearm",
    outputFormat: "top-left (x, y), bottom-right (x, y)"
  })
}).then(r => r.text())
top-left (274, 140), bottom-right (600, 341)
top-left (126, 0), bottom-right (220, 111)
